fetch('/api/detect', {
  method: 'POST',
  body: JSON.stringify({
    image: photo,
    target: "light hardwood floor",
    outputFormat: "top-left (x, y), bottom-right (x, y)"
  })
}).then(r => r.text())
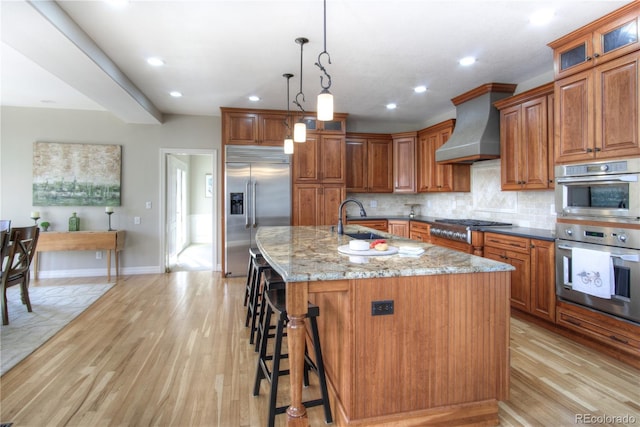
top-left (1, 272), bottom-right (638, 426)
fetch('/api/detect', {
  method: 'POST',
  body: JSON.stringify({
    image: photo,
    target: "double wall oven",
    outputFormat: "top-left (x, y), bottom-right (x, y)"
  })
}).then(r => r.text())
top-left (555, 158), bottom-right (640, 324)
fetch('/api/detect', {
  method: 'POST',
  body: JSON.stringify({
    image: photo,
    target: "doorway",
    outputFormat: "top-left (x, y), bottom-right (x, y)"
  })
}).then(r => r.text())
top-left (161, 149), bottom-right (217, 273)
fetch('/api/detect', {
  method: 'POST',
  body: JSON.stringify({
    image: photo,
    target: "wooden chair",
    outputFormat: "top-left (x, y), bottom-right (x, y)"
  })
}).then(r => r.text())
top-left (1, 225), bottom-right (40, 325)
top-left (0, 219), bottom-right (10, 232)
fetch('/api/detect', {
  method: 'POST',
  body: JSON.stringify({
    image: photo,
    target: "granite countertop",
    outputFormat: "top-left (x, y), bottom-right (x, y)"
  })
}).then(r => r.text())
top-left (347, 215), bottom-right (556, 241)
top-left (256, 225), bottom-right (514, 283)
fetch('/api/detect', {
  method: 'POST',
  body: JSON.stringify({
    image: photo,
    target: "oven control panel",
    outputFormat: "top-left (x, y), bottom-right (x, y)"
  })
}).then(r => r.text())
top-left (557, 223), bottom-right (639, 250)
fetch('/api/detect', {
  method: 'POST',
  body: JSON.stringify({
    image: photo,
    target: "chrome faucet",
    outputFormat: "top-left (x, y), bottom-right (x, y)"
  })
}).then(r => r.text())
top-left (337, 198), bottom-right (367, 234)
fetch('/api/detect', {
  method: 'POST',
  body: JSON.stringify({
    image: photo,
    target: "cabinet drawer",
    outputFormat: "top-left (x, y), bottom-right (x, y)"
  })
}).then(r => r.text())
top-left (484, 232), bottom-right (530, 254)
top-left (410, 231), bottom-right (430, 243)
top-left (346, 219), bottom-right (388, 231)
top-left (409, 221), bottom-right (430, 233)
top-left (557, 303), bottom-right (640, 353)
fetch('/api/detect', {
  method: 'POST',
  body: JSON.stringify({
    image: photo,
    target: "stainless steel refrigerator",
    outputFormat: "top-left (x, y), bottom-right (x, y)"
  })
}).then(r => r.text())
top-left (225, 145), bottom-right (291, 277)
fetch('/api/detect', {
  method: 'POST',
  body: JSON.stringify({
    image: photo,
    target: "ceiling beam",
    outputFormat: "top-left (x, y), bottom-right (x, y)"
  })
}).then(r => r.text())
top-left (2, 0), bottom-right (163, 124)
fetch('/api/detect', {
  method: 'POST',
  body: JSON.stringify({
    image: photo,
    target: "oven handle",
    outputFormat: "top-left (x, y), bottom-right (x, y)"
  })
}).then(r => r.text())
top-left (557, 244), bottom-right (639, 262)
top-left (556, 174), bottom-right (637, 185)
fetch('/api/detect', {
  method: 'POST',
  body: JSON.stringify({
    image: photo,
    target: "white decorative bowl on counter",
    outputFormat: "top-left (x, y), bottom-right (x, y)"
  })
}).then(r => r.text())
top-left (349, 240), bottom-right (370, 251)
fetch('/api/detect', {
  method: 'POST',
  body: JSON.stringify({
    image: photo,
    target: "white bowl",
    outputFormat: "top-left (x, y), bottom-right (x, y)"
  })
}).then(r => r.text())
top-left (349, 240), bottom-right (370, 251)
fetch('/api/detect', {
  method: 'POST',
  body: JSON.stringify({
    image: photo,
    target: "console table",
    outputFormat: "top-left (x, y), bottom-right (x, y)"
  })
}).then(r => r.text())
top-left (34, 230), bottom-right (126, 280)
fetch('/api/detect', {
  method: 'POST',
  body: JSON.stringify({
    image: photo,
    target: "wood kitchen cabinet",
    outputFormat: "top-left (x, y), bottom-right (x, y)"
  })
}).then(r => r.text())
top-left (556, 300), bottom-right (640, 367)
top-left (549, 3), bottom-right (640, 163)
top-left (294, 114), bottom-right (347, 135)
top-left (293, 133), bottom-right (346, 183)
top-left (292, 184), bottom-right (345, 226)
top-left (409, 221), bottom-right (430, 242)
top-left (549, 2), bottom-right (640, 80)
top-left (221, 107), bottom-right (288, 146)
top-left (345, 218), bottom-right (388, 231)
top-left (291, 112), bottom-right (348, 226)
top-left (554, 51), bottom-right (640, 163)
top-left (345, 133), bottom-right (394, 193)
top-left (484, 232), bottom-right (555, 323)
top-left (387, 220), bottom-right (409, 238)
top-left (392, 132), bottom-right (417, 193)
top-left (416, 119), bottom-right (470, 193)
top-left (494, 83), bottom-right (555, 190)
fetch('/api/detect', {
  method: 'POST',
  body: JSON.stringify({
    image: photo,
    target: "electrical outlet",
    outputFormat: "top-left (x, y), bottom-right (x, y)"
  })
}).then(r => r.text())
top-left (145, 201), bottom-right (152, 209)
top-left (371, 300), bottom-right (394, 316)
top-left (370, 200), bottom-right (377, 208)
top-left (96, 251), bottom-right (102, 260)
top-left (134, 216), bottom-right (141, 224)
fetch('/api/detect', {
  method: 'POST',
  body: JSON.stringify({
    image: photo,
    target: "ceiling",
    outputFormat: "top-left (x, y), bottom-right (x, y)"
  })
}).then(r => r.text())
top-left (0, 0), bottom-right (632, 130)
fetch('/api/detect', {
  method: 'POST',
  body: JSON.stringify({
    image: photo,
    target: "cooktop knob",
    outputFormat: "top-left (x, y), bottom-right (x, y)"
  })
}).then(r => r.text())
top-left (617, 233), bottom-right (628, 242)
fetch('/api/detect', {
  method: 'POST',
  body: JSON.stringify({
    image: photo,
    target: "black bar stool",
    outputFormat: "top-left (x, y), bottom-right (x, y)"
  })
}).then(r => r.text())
top-left (254, 269), bottom-right (285, 352)
top-left (253, 288), bottom-right (332, 427)
top-left (243, 248), bottom-right (262, 307)
top-left (246, 256), bottom-right (273, 345)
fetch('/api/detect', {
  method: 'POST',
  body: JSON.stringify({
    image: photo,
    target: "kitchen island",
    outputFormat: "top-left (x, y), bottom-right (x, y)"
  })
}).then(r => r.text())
top-left (256, 225), bottom-right (514, 427)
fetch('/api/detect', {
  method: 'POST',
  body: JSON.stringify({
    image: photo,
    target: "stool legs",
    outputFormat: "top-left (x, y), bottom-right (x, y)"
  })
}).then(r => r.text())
top-left (243, 255), bottom-right (253, 307)
top-left (253, 295), bottom-right (332, 427)
top-left (308, 316), bottom-right (332, 424)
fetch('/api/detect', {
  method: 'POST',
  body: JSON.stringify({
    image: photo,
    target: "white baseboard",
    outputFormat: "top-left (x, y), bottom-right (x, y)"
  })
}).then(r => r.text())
top-left (34, 266), bottom-right (163, 279)
top-left (34, 264), bottom-right (223, 279)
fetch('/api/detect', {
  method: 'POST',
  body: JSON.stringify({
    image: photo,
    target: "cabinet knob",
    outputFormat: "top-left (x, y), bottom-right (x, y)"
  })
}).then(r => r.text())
top-left (594, 147), bottom-right (601, 152)
top-left (593, 53), bottom-right (600, 58)
top-left (586, 148), bottom-right (593, 153)
top-left (586, 55), bottom-right (593, 61)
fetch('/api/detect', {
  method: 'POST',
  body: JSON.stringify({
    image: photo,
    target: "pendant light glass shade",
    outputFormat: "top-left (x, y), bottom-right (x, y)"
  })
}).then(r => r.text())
top-left (284, 138), bottom-right (294, 154)
top-left (294, 122), bottom-right (307, 143)
top-left (317, 89), bottom-right (334, 121)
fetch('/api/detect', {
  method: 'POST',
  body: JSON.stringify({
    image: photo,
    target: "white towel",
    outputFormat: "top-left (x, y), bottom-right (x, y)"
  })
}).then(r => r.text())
top-left (571, 247), bottom-right (614, 299)
top-left (398, 246), bottom-right (425, 255)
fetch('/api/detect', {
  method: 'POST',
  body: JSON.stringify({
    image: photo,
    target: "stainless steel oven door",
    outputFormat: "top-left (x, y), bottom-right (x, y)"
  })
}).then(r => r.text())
top-left (556, 239), bottom-right (640, 324)
top-left (555, 173), bottom-right (640, 220)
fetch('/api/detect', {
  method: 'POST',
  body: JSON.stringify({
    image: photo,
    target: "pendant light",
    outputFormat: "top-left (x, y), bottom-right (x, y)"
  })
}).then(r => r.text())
top-left (293, 37), bottom-right (309, 143)
top-left (315, 0), bottom-right (334, 121)
top-left (283, 73), bottom-right (295, 154)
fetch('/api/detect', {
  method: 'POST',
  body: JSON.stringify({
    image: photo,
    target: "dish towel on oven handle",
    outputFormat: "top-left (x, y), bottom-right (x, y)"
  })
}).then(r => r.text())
top-left (571, 247), bottom-right (615, 299)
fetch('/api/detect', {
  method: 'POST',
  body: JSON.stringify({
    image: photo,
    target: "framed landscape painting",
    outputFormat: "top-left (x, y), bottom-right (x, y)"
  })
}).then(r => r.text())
top-left (33, 142), bottom-right (122, 206)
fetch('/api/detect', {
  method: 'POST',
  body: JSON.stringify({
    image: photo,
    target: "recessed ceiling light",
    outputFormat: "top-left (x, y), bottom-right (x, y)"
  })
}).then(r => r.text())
top-left (146, 57), bottom-right (165, 67)
top-left (414, 85), bottom-right (427, 93)
top-left (386, 103), bottom-right (397, 110)
top-left (249, 95), bottom-right (260, 102)
top-left (459, 56), bottom-right (476, 66)
top-left (530, 9), bottom-right (555, 26)
top-left (169, 91), bottom-right (183, 98)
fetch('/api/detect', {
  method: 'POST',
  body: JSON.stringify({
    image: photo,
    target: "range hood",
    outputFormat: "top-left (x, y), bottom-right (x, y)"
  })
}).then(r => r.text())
top-left (435, 83), bottom-right (516, 164)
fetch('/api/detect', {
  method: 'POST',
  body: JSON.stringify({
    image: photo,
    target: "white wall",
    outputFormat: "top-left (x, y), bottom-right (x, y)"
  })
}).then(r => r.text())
top-left (189, 154), bottom-right (213, 244)
top-left (1, 106), bottom-right (221, 277)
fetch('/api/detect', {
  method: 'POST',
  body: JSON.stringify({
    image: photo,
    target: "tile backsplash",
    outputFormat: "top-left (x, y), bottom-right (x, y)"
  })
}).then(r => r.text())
top-left (347, 159), bottom-right (556, 230)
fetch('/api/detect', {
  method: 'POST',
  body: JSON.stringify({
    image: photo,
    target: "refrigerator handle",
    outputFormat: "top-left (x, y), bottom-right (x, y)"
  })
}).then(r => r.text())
top-left (252, 180), bottom-right (257, 228)
top-left (245, 181), bottom-right (250, 228)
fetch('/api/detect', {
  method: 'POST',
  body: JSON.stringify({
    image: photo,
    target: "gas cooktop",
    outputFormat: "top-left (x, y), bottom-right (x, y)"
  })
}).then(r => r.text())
top-left (434, 219), bottom-right (512, 227)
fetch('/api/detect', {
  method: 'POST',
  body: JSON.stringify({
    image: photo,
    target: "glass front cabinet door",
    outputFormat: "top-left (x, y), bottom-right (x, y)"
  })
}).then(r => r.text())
top-left (554, 11), bottom-right (639, 79)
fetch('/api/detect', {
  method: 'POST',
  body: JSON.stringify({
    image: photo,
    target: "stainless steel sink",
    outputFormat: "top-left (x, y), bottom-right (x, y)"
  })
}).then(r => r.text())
top-left (345, 232), bottom-right (385, 240)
